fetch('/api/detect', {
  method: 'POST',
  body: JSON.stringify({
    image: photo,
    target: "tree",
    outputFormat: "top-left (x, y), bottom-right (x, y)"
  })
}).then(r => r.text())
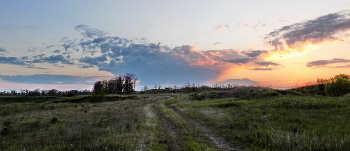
top-left (115, 75), bottom-right (124, 94)
top-left (123, 73), bottom-right (138, 94)
top-left (324, 76), bottom-right (350, 97)
top-left (142, 86), bottom-right (148, 91)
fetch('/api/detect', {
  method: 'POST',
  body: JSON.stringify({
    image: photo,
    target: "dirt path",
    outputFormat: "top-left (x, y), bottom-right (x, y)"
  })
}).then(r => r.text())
top-left (170, 106), bottom-right (237, 151)
top-left (153, 104), bottom-right (183, 151)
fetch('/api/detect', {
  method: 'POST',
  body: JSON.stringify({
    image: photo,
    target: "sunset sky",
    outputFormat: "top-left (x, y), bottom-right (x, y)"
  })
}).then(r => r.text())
top-left (1, 0), bottom-right (350, 90)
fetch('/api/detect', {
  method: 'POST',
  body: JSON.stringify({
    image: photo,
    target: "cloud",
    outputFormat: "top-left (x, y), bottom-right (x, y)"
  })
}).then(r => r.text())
top-left (46, 45), bottom-right (54, 49)
top-left (335, 64), bottom-right (350, 68)
top-left (250, 67), bottom-right (273, 70)
top-left (74, 25), bottom-right (107, 38)
top-left (0, 78), bottom-right (93, 91)
top-left (265, 10), bottom-right (350, 51)
top-left (79, 55), bottom-right (108, 66)
top-left (0, 56), bottom-right (26, 66)
top-left (0, 25), bottom-right (277, 87)
top-left (241, 50), bottom-right (268, 57)
top-left (306, 58), bottom-right (350, 67)
top-left (213, 42), bottom-right (221, 45)
top-left (243, 24), bottom-right (251, 27)
top-left (223, 58), bottom-right (254, 64)
top-left (214, 24), bottom-right (230, 30)
top-left (0, 74), bottom-right (98, 84)
top-left (33, 55), bottom-right (74, 65)
top-left (217, 78), bottom-right (258, 85)
top-left (0, 48), bottom-right (6, 52)
top-left (215, 25), bottom-right (223, 29)
top-left (255, 61), bottom-right (280, 66)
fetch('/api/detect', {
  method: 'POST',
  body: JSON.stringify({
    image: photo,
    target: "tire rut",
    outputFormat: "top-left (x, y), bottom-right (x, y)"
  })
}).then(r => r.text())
top-left (153, 104), bottom-right (183, 151)
top-left (170, 106), bottom-right (237, 151)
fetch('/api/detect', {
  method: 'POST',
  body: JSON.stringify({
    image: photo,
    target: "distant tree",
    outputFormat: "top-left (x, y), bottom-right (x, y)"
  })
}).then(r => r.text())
top-left (93, 81), bottom-right (104, 92)
top-left (115, 75), bottom-right (124, 94)
top-left (123, 73), bottom-right (138, 94)
top-left (142, 86), bottom-right (148, 91)
top-left (324, 76), bottom-right (350, 97)
top-left (48, 89), bottom-right (58, 96)
top-left (11, 90), bottom-right (17, 96)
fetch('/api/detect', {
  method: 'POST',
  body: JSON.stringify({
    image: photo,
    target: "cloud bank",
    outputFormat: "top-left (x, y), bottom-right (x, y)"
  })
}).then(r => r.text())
top-left (0, 24), bottom-right (272, 87)
top-left (3, 9), bottom-right (350, 89)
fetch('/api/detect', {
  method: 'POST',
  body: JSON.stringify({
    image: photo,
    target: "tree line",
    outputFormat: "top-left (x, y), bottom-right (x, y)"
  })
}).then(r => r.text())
top-left (0, 89), bottom-right (91, 97)
top-left (93, 73), bottom-right (138, 94)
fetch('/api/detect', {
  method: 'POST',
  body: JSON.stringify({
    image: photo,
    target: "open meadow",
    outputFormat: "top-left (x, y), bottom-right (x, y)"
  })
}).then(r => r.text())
top-left (1, 87), bottom-right (350, 151)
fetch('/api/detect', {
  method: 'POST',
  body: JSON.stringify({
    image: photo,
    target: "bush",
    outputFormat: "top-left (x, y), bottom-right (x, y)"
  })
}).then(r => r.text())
top-left (65, 93), bottom-right (75, 97)
top-left (324, 76), bottom-right (350, 97)
top-left (89, 87), bottom-right (106, 102)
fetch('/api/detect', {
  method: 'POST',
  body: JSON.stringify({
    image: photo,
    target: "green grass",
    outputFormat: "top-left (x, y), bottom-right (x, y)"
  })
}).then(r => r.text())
top-left (157, 98), bottom-right (220, 151)
top-left (0, 96), bottom-right (58, 104)
top-left (176, 95), bottom-right (350, 150)
top-left (0, 96), bottom-right (164, 150)
top-left (2, 89), bottom-right (350, 151)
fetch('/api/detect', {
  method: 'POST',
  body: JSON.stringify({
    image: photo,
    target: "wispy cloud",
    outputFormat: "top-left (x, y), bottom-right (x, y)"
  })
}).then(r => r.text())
top-left (74, 25), bottom-right (107, 38)
top-left (250, 67), bottom-right (273, 70)
top-left (265, 10), bottom-right (350, 51)
top-left (241, 50), bottom-right (268, 57)
top-left (0, 56), bottom-right (26, 66)
top-left (217, 78), bottom-right (258, 85)
top-left (224, 58), bottom-right (254, 64)
top-left (335, 64), bottom-right (350, 68)
top-left (0, 48), bottom-right (6, 52)
top-left (255, 61), bottom-right (280, 66)
top-left (0, 74), bottom-right (99, 85)
top-left (214, 24), bottom-right (230, 30)
top-left (307, 58), bottom-right (350, 67)
top-left (32, 55), bottom-right (74, 65)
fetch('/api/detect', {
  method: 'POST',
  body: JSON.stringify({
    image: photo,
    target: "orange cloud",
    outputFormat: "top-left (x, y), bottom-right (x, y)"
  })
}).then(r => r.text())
top-left (214, 24), bottom-right (231, 30)
top-left (215, 25), bottom-right (223, 29)
top-left (243, 24), bottom-right (251, 27)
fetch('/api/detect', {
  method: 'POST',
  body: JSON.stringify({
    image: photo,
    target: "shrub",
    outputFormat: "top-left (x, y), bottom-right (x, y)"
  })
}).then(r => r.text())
top-left (65, 92), bottom-right (75, 97)
top-left (324, 76), bottom-right (350, 97)
top-left (89, 87), bottom-right (106, 102)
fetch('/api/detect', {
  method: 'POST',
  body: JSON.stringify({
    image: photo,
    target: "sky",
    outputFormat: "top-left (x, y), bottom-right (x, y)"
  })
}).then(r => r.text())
top-left (1, 0), bottom-right (350, 91)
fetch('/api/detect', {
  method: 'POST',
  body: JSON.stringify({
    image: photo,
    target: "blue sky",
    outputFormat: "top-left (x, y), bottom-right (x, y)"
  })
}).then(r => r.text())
top-left (1, 0), bottom-right (350, 90)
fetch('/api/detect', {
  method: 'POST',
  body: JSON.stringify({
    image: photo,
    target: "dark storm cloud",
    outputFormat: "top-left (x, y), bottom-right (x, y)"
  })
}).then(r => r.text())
top-left (223, 58), bottom-right (254, 64)
top-left (265, 10), bottom-right (350, 51)
top-left (307, 58), bottom-right (350, 67)
top-left (255, 61), bottom-right (280, 66)
top-left (74, 25), bottom-right (107, 38)
top-left (0, 74), bottom-right (96, 84)
top-left (241, 50), bottom-right (267, 57)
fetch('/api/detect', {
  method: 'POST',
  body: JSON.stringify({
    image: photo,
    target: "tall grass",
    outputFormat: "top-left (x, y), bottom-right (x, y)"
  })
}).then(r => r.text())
top-left (177, 95), bottom-right (350, 150)
top-left (0, 97), bottom-right (164, 150)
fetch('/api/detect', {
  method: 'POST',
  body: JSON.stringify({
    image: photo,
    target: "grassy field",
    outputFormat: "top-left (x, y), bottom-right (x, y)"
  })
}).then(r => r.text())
top-left (1, 88), bottom-right (350, 150)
